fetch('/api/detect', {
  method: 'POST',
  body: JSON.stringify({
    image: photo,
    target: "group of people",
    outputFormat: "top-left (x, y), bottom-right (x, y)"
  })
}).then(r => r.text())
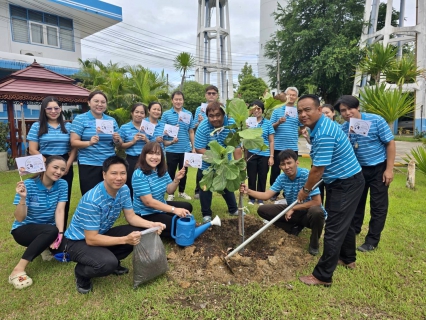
top-left (8, 84), bottom-right (395, 292)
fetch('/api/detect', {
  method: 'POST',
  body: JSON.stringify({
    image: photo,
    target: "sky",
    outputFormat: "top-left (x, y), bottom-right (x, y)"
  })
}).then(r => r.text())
top-left (81, 0), bottom-right (417, 88)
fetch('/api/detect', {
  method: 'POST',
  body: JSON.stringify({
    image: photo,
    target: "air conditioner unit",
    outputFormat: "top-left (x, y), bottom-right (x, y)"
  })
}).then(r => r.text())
top-left (20, 50), bottom-right (43, 57)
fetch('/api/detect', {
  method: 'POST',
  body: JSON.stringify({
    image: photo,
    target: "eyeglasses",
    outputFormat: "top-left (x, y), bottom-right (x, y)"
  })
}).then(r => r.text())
top-left (206, 92), bottom-right (217, 96)
top-left (45, 107), bottom-right (61, 112)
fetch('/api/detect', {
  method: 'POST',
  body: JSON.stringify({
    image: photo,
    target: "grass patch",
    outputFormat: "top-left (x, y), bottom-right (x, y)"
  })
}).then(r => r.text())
top-left (0, 159), bottom-right (425, 319)
top-left (394, 136), bottom-right (419, 142)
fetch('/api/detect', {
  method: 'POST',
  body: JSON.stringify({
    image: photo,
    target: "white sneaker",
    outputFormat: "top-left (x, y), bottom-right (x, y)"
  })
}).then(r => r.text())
top-left (248, 201), bottom-right (255, 205)
top-left (178, 192), bottom-right (192, 200)
top-left (274, 199), bottom-right (288, 205)
top-left (41, 249), bottom-right (54, 261)
top-left (167, 194), bottom-right (174, 201)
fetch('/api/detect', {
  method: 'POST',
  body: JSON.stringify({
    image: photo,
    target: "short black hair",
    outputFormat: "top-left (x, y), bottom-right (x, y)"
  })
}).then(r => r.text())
top-left (278, 149), bottom-right (298, 163)
top-left (334, 95), bottom-right (359, 113)
top-left (298, 94), bottom-right (320, 107)
top-left (102, 155), bottom-right (129, 172)
top-left (171, 90), bottom-right (185, 100)
top-left (250, 99), bottom-right (264, 112)
top-left (205, 85), bottom-right (219, 93)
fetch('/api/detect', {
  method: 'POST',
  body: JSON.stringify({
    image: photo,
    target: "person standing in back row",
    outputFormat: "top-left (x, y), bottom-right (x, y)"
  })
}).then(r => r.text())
top-left (162, 91), bottom-right (195, 201)
top-left (335, 95), bottom-right (395, 253)
top-left (270, 87), bottom-right (304, 201)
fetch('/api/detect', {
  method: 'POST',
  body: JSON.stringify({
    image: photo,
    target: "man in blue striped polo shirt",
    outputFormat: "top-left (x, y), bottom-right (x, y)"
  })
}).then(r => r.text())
top-left (269, 87), bottom-right (304, 201)
top-left (240, 149), bottom-right (326, 255)
top-left (296, 94), bottom-right (365, 287)
top-left (64, 156), bottom-right (165, 294)
top-left (336, 95), bottom-right (395, 252)
top-left (194, 101), bottom-right (242, 223)
top-left (162, 91), bottom-right (195, 201)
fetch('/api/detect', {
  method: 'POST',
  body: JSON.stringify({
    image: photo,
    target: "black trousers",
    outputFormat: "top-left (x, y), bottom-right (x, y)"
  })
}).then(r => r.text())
top-left (66, 225), bottom-right (141, 280)
top-left (352, 162), bottom-right (389, 246)
top-left (247, 152), bottom-right (270, 201)
top-left (166, 152), bottom-right (188, 193)
top-left (125, 155), bottom-right (140, 200)
top-left (140, 201), bottom-right (193, 238)
top-left (44, 153), bottom-right (73, 230)
top-left (197, 169), bottom-right (237, 217)
top-left (270, 150), bottom-right (298, 195)
top-left (312, 172), bottom-right (365, 283)
top-left (12, 224), bottom-right (58, 261)
top-left (258, 204), bottom-right (325, 249)
top-left (78, 163), bottom-right (103, 196)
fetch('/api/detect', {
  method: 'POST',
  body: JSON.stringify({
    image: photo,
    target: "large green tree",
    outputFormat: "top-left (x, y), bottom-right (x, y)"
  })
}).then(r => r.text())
top-left (237, 63), bottom-right (268, 103)
top-left (180, 81), bottom-right (208, 114)
top-left (264, 0), bottom-right (364, 103)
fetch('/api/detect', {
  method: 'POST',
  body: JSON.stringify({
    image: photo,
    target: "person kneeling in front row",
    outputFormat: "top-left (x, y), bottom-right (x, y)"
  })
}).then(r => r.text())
top-left (64, 155), bottom-right (165, 294)
top-left (240, 149), bottom-right (326, 256)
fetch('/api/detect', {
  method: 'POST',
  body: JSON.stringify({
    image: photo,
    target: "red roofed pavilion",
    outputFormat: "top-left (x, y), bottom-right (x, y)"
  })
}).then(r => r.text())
top-left (0, 60), bottom-right (90, 158)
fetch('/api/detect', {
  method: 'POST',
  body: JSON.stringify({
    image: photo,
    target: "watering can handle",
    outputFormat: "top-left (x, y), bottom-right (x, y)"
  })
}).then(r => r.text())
top-left (140, 226), bottom-right (160, 235)
top-left (171, 215), bottom-right (178, 239)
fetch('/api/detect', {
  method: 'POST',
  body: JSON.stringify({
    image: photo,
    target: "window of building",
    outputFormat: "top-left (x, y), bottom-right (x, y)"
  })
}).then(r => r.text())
top-left (9, 5), bottom-right (74, 51)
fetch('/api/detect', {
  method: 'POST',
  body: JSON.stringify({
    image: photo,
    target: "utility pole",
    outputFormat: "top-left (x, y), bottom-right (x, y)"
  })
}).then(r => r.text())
top-left (277, 51), bottom-right (280, 94)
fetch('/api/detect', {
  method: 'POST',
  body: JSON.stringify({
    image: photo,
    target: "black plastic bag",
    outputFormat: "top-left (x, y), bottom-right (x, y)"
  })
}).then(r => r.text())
top-left (133, 229), bottom-right (168, 288)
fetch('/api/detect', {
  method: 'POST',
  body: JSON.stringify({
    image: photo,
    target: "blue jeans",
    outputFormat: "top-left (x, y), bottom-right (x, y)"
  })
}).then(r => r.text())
top-left (197, 169), bottom-right (238, 217)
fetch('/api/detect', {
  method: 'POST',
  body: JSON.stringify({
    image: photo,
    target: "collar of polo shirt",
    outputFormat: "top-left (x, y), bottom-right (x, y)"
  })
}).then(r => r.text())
top-left (309, 114), bottom-right (326, 137)
top-left (35, 176), bottom-right (59, 192)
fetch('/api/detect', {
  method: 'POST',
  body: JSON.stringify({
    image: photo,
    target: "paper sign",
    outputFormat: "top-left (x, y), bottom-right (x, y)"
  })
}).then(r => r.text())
top-left (306, 143), bottom-right (312, 151)
top-left (16, 154), bottom-right (45, 176)
top-left (285, 106), bottom-right (298, 118)
top-left (140, 119), bottom-right (155, 136)
top-left (246, 117), bottom-right (258, 128)
top-left (163, 124), bottom-right (179, 138)
top-left (95, 119), bottom-right (114, 134)
top-left (200, 103), bottom-right (208, 113)
top-left (349, 118), bottom-right (372, 137)
top-left (184, 153), bottom-right (203, 169)
top-left (178, 111), bottom-right (191, 125)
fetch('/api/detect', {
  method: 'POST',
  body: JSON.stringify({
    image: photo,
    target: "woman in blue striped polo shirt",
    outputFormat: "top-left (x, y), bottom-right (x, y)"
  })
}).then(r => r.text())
top-left (132, 141), bottom-right (192, 237)
top-left (9, 156), bottom-right (68, 290)
top-left (28, 96), bottom-right (76, 230)
top-left (118, 103), bottom-right (148, 198)
top-left (144, 102), bottom-right (176, 154)
top-left (70, 90), bottom-right (123, 196)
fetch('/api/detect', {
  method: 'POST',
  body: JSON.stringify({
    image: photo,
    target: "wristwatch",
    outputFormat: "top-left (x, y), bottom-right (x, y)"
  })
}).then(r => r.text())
top-left (302, 186), bottom-right (311, 194)
top-left (171, 206), bottom-right (175, 213)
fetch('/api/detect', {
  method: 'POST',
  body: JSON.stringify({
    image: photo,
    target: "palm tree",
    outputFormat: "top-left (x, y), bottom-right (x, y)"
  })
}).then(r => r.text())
top-left (174, 52), bottom-right (195, 91)
top-left (386, 54), bottom-right (425, 88)
top-left (358, 43), bottom-right (398, 84)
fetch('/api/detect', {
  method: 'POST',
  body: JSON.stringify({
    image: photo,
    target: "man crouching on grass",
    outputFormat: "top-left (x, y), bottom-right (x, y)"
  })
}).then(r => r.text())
top-left (64, 156), bottom-right (165, 294)
top-left (240, 149), bottom-right (326, 256)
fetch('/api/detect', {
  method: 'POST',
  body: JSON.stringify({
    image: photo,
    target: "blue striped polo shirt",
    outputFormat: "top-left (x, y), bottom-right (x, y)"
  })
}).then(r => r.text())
top-left (119, 121), bottom-right (146, 157)
top-left (270, 105), bottom-right (303, 151)
top-left (70, 111), bottom-right (119, 166)
top-left (132, 168), bottom-right (172, 216)
top-left (12, 177), bottom-right (68, 231)
top-left (194, 116), bottom-right (238, 170)
top-left (162, 107), bottom-right (195, 153)
top-left (310, 115), bottom-right (361, 184)
top-left (194, 105), bottom-right (207, 125)
top-left (270, 167), bottom-right (327, 218)
top-left (65, 181), bottom-right (133, 240)
top-left (340, 113), bottom-right (394, 166)
top-left (248, 118), bottom-right (275, 157)
top-left (27, 122), bottom-right (72, 155)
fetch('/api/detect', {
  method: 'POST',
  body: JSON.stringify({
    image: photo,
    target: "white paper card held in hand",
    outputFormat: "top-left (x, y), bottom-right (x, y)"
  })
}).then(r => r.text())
top-left (184, 153), bottom-right (203, 168)
top-left (16, 154), bottom-right (45, 176)
top-left (163, 124), bottom-right (179, 138)
top-left (285, 106), bottom-right (298, 118)
top-left (95, 119), bottom-right (114, 134)
top-left (246, 117), bottom-right (258, 128)
top-left (200, 103), bottom-right (208, 113)
top-left (178, 111), bottom-right (191, 125)
top-left (349, 118), bottom-right (372, 137)
top-left (140, 119), bottom-right (155, 136)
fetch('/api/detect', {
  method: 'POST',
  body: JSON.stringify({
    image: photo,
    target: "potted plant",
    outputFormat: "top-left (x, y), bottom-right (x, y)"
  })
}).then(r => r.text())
top-left (0, 122), bottom-right (9, 171)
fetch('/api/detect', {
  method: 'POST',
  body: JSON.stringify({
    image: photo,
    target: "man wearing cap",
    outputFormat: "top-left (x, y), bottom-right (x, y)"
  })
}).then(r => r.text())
top-left (335, 95), bottom-right (395, 253)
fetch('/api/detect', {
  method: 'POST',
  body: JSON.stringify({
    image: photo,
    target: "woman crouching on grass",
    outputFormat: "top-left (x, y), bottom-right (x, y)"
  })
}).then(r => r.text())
top-left (132, 141), bottom-right (193, 237)
top-left (9, 156), bottom-right (68, 289)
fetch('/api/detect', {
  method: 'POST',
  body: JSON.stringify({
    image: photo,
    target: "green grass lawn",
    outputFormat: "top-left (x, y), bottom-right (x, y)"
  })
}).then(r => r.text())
top-left (0, 159), bottom-right (425, 319)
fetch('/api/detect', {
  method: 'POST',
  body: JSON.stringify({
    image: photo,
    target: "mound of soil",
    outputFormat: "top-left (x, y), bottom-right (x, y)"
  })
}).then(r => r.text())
top-left (166, 215), bottom-right (315, 287)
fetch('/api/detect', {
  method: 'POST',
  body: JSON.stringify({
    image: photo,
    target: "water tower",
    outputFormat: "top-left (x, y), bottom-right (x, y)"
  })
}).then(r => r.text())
top-left (195, 0), bottom-right (233, 101)
top-left (259, 0), bottom-right (288, 94)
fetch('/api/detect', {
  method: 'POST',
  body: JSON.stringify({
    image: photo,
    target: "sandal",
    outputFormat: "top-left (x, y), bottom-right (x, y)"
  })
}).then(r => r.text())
top-left (9, 272), bottom-right (33, 289)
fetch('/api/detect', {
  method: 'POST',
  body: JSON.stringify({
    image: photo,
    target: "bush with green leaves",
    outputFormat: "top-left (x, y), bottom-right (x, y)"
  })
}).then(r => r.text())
top-left (404, 146), bottom-right (426, 176)
top-left (199, 98), bottom-right (267, 193)
top-left (0, 122), bottom-right (10, 152)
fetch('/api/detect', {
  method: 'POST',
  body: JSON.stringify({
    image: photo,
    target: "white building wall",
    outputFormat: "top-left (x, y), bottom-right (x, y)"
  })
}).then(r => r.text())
top-left (259, 0), bottom-right (288, 92)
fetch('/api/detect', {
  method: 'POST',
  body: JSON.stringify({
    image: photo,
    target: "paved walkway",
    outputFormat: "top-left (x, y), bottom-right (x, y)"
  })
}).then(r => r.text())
top-left (297, 137), bottom-right (423, 165)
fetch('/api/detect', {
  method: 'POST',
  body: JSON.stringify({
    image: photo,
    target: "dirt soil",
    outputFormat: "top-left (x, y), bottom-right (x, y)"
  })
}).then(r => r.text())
top-left (166, 215), bottom-right (316, 287)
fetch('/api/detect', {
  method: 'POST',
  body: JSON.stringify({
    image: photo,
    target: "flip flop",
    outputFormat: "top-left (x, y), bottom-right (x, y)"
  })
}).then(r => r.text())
top-left (9, 272), bottom-right (33, 289)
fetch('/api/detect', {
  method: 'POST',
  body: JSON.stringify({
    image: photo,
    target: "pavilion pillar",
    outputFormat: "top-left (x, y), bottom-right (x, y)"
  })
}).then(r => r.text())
top-left (7, 100), bottom-right (17, 158)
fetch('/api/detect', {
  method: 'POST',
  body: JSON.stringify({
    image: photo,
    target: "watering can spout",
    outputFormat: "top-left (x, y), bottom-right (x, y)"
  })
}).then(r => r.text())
top-left (194, 215), bottom-right (221, 239)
